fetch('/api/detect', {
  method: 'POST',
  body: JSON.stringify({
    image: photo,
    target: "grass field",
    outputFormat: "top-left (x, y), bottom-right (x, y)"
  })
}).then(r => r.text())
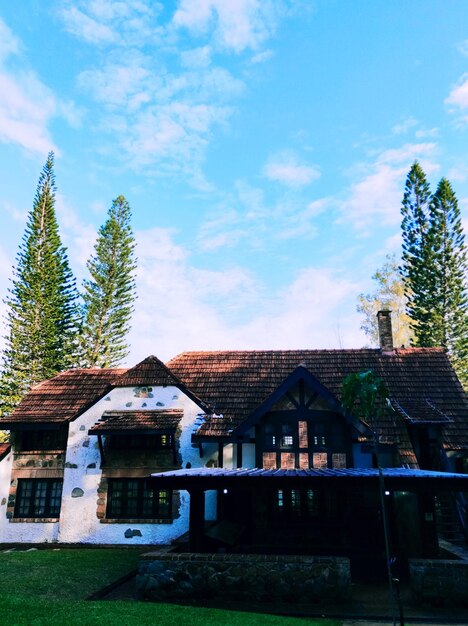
top-left (0, 548), bottom-right (340, 626)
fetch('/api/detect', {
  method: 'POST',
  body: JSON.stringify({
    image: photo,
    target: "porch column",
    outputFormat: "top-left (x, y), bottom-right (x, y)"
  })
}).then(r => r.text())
top-left (419, 492), bottom-right (438, 558)
top-left (189, 488), bottom-right (206, 552)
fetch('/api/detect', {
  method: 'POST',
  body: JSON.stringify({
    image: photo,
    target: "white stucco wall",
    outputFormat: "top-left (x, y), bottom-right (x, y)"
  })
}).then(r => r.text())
top-left (0, 384), bottom-right (217, 545)
top-left (57, 385), bottom-right (204, 545)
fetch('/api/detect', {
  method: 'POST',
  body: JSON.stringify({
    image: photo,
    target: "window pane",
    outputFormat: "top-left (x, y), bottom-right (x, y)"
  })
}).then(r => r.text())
top-left (262, 452), bottom-right (276, 470)
top-left (34, 481), bottom-right (48, 517)
top-left (299, 452), bottom-right (309, 469)
top-left (49, 481), bottom-right (63, 517)
top-left (15, 479), bottom-right (62, 518)
top-left (16, 480), bottom-right (33, 517)
top-left (280, 452), bottom-right (295, 469)
top-left (126, 480), bottom-right (139, 516)
top-left (332, 453), bottom-right (347, 469)
top-left (312, 452), bottom-right (328, 469)
top-left (291, 489), bottom-right (301, 514)
top-left (107, 479), bottom-right (172, 519)
top-left (306, 490), bottom-right (319, 516)
top-left (158, 490), bottom-right (170, 516)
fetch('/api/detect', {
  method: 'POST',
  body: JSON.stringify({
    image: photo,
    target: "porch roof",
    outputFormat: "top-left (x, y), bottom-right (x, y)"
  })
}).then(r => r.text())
top-left (88, 409), bottom-right (183, 435)
top-left (150, 466), bottom-right (468, 492)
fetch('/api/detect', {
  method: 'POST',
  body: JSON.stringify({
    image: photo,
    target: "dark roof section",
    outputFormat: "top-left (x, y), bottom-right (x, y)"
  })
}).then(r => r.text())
top-left (114, 355), bottom-right (180, 388)
top-left (0, 368), bottom-right (126, 426)
top-left (150, 466), bottom-right (468, 492)
top-left (89, 409), bottom-right (183, 434)
top-left (167, 348), bottom-right (468, 457)
top-left (0, 443), bottom-right (11, 461)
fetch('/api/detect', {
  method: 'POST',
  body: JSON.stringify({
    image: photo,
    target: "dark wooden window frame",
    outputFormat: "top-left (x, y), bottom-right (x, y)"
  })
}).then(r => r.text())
top-left (14, 478), bottom-right (63, 519)
top-left (106, 478), bottom-right (172, 520)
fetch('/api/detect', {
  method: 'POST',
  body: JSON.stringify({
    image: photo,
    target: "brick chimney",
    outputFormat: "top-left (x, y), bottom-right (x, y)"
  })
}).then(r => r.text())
top-left (377, 309), bottom-right (394, 354)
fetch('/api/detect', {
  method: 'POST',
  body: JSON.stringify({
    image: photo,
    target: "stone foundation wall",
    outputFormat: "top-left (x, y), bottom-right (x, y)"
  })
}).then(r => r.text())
top-left (409, 559), bottom-right (468, 607)
top-left (137, 552), bottom-right (351, 603)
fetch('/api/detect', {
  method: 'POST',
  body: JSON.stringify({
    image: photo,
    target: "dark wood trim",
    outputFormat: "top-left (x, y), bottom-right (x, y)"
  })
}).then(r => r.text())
top-left (236, 442), bottom-right (243, 468)
top-left (97, 434), bottom-right (106, 466)
top-left (188, 489), bottom-right (205, 551)
top-left (218, 442), bottom-right (224, 468)
top-left (231, 365), bottom-right (370, 438)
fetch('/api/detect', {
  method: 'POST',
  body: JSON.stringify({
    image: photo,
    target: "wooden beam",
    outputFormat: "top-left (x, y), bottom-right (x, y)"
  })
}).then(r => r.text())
top-left (218, 442), bottom-right (224, 468)
top-left (236, 442), bottom-right (243, 468)
top-left (97, 434), bottom-right (106, 466)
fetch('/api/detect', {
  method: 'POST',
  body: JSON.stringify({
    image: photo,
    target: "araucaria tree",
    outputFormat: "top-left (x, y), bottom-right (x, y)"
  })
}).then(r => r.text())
top-left (427, 178), bottom-right (467, 384)
top-left (400, 161), bottom-right (433, 343)
top-left (0, 152), bottom-right (80, 415)
top-left (80, 195), bottom-right (137, 368)
top-left (400, 162), bottom-right (468, 388)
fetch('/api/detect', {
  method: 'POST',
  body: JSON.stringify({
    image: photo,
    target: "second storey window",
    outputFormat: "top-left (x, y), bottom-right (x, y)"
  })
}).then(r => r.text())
top-left (106, 479), bottom-right (172, 520)
top-left (14, 479), bottom-right (63, 518)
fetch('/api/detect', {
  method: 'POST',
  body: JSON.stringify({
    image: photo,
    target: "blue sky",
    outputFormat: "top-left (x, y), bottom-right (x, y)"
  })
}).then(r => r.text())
top-left (0, 0), bottom-right (467, 363)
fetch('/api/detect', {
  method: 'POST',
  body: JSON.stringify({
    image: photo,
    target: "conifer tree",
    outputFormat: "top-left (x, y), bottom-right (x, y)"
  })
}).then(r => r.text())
top-left (80, 195), bottom-right (137, 368)
top-left (427, 178), bottom-right (468, 385)
top-left (399, 161), bottom-right (433, 342)
top-left (0, 152), bottom-right (80, 415)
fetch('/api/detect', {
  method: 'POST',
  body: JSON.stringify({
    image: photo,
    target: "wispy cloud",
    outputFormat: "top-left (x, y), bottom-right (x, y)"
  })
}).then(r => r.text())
top-left (129, 227), bottom-right (365, 362)
top-left (392, 117), bottom-right (418, 135)
top-left (338, 142), bottom-right (438, 233)
top-left (0, 16), bottom-right (83, 157)
top-left (263, 151), bottom-right (320, 187)
top-left (172, 0), bottom-right (287, 53)
top-left (57, 0), bottom-right (293, 183)
top-left (445, 74), bottom-right (468, 109)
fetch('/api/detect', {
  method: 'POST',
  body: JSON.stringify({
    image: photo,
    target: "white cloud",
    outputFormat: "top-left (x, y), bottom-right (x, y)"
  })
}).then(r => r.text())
top-left (128, 228), bottom-right (366, 363)
top-left (445, 74), bottom-right (468, 110)
top-left (55, 194), bottom-right (97, 272)
top-left (392, 117), bottom-right (417, 135)
top-left (456, 39), bottom-right (468, 57)
top-left (263, 151), bottom-right (320, 187)
top-left (415, 127), bottom-right (439, 138)
top-left (250, 49), bottom-right (274, 64)
top-left (0, 16), bottom-right (82, 157)
top-left (180, 46), bottom-right (212, 68)
top-left (173, 0), bottom-right (284, 53)
top-left (0, 16), bottom-right (20, 61)
top-left (0, 70), bottom-right (59, 156)
top-left (339, 143), bottom-right (438, 232)
top-left (61, 6), bottom-right (117, 44)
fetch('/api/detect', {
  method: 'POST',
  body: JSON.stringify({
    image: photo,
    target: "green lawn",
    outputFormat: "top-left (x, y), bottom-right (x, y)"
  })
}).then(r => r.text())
top-left (0, 548), bottom-right (339, 626)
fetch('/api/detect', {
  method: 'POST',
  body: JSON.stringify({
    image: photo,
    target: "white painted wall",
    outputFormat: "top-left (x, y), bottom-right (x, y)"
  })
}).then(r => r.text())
top-left (0, 385), bottom-right (213, 545)
top-left (57, 385), bottom-right (204, 545)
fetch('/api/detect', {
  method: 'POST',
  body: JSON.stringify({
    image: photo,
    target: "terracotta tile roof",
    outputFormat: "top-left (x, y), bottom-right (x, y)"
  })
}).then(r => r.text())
top-left (0, 368), bottom-right (126, 425)
top-left (114, 355), bottom-right (180, 388)
top-left (167, 348), bottom-right (468, 460)
top-left (0, 443), bottom-right (11, 461)
top-left (89, 409), bottom-right (183, 433)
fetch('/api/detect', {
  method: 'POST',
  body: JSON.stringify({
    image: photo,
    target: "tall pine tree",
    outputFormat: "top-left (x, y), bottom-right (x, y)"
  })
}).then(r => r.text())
top-left (428, 178), bottom-right (468, 385)
top-left (0, 152), bottom-right (80, 415)
top-left (399, 161), bottom-right (433, 343)
top-left (400, 163), bottom-right (468, 388)
top-left (80, 195), bottom-right (137, 368)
